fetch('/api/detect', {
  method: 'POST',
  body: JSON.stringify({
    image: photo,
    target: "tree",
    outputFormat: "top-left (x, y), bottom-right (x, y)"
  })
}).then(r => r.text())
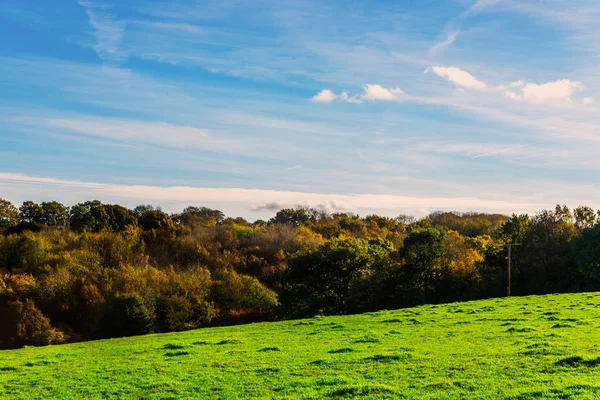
top-left (18, 201), bottom-right (44, 224)
top-left (0, 198), bottom-right (18, 229)
top-left (269, 208), bottom-right (309, 226)
top-left (397, 227), bottom-right (447, 306)
top-left (68, 201), bottom-right (109, 232)
top-left (40, 201), bottom-right (69, 227)
top-left (96, 294), bottom-right (153, 338)
top-left (496, 214), bottom-right (531, 244)
top-left (104, 205), bottom-right (138, 232)
top-left (132, 204), bottom-right (161, 218)
top-left (573, 224), bottom-right (600, 290)
top-left (0, 299), bottom-right (65, 349)
top-left (138, 210), bottom-right (174, 231)
top-left (178, 206), bottom-right (225, 226)
top-left (573, 206), bottom-right (598, 232)
top-left (284, 237), bottom-right (393, 315)
top-left (514, 208), bottom-right (578, 294)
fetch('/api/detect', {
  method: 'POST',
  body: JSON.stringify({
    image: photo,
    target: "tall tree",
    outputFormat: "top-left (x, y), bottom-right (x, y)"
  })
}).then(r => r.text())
top-left (40, 201), bottom-right (69, 227)
top-left (0, 198), bottom-right (19, 229)
top-left (573, 224), bottom-right (600, 290)
top-left (18, 201), bottom-right (44, 224)
top-left (269, 208), bottom-right (309, 226)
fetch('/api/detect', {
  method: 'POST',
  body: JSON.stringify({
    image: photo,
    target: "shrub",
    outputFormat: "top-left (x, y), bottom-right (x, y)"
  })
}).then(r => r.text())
top-left (96, 294), bottom-right (153, 339)
top-left (0, 299), bottom-right (65, 349)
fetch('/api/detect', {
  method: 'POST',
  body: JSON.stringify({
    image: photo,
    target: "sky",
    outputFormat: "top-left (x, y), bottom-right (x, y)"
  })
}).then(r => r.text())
top-left (2, 0), bottom-right (600, 220)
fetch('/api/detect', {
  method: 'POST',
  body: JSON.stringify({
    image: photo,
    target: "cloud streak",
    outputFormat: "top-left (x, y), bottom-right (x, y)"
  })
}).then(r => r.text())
top-left (78, 0), bottom-right (127, 66)
top-left (0, 172), bottom-right (546, 217)
top-left (429, 31), bottom-right (458, 56)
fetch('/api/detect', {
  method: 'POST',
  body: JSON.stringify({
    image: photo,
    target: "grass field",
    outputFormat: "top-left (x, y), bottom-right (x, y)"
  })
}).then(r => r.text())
top-left (1, 292), bottom-right (600, 399)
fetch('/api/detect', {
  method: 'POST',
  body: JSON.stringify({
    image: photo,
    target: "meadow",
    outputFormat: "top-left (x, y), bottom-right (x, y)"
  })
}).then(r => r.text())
top-left (1, 292), bottom-right (600, 399)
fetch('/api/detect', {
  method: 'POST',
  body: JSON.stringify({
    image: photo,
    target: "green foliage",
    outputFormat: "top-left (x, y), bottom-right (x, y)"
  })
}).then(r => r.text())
top-left (138, 209), bottom-right (174, 231)
top-left (0, 198), bottom-right (18, 229)
top-left (213, 269), bottom-right (279, 315)
top-left (269, 208), bottom-right (309, 226)
top-left (176, 206), bottom-right (225, 226)
top-left (18, 201), bottom-right (44, 224)
top-left (427, 211), bottom-right (508, 237)
top-left (1, 199), bottom-right (600, 350)
top-left (68, 201), bottom-right (108, 232)
top-left (0, 232), bottom-right (49, 273)
top-left (96, 294), bottom-right (153, 339)
top-left (573, 224), bottom-right (600, 289)
top-left (284, 237), bottom-right (393, 316)
top-left (40, 201), bottom-right (68, 227)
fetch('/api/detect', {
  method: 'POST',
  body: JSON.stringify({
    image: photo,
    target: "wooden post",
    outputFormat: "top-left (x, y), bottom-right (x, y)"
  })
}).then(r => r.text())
top-left (507, 244), bottom-right (512, 297)
top-left (507, 243), bottom-right (521, 297)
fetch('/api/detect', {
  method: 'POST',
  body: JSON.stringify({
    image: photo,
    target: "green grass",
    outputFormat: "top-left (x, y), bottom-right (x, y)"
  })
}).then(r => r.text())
top-left (2, 292), bottom-right (600, 399)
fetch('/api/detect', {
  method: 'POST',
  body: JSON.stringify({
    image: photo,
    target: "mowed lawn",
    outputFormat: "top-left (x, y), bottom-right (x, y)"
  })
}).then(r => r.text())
top-left (1, 293), bottom-right (600, 399)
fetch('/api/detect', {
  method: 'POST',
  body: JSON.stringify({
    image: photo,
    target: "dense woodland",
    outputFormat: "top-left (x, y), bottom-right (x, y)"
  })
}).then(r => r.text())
top-left (1, 198), bottom-right (600, 349)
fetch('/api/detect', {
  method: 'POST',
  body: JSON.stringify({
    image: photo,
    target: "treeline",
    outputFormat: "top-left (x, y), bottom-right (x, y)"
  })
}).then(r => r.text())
top-left (1, 198), bottom-right (599, 349)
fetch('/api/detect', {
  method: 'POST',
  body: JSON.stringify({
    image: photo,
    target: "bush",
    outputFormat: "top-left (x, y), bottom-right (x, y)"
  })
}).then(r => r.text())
top-left (96, 294), bottom-right (153, 339)
top-left (0, 299), bottom-right (66, 349)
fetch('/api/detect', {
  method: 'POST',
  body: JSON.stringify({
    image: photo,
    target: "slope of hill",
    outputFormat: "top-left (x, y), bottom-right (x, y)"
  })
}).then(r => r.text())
top-left (1, 292), bottom-right (600, 399)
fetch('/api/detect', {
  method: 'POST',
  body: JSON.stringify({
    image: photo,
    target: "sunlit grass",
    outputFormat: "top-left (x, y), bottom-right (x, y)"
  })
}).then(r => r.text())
top-left (1, 292), bottom-right (600, 399)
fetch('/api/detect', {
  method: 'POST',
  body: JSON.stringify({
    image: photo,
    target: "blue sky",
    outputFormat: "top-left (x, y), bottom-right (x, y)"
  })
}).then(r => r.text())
top-left (1, 0), bottom-right (600, 219)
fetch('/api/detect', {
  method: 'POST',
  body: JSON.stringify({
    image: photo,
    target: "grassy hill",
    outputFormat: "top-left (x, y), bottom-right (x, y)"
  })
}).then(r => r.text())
top-left (1, 292), bottom-right (600, 399)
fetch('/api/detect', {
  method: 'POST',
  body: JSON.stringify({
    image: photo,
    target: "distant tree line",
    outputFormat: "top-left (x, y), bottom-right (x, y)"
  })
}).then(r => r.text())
top-left (1, 198), bottom-right (599, 349)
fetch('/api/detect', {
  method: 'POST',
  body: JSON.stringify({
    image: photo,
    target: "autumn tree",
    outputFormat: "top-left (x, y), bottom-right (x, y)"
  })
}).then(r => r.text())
top-left (0, 198), bottom-right (18, 229)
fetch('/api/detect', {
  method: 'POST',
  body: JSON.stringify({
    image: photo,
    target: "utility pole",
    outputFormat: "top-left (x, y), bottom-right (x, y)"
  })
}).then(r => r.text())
top-left (506, 243), bottom-right (521, 297)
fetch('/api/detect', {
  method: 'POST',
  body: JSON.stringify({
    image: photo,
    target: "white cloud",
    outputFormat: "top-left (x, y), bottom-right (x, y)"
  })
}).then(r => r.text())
top-left (0, 172), bottom-right (545, 218)
top-left (312, 89), bottom-right (338, 103)
top-left (583, 97), bottom-right (595, 105)
top-left (311, 84), bottom-right (405, 103)
top-left (78, 1), bottom-right (127, 66)
top-left (502, 91), bottom-right (521, 100)
top-left (362, 84), bottom-right (405, 101)
top-left (503, 79), bottom-right (584, 103)
top-left (427, 66), bottom-right (486, 90)
top-left (429, 31), bottom-right (458, 56)
top-left (341, 92), bottom-right (363, 104)
top-left (43, 116), bottom-right (246, 153)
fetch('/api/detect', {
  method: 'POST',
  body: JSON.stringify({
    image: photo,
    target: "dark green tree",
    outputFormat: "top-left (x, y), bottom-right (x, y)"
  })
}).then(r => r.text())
top-left (138, 210), bottom-right (174, 231)
top-left (40, 201), bottom-right (69, 227)
top-left (104, 205), bottom-right (138, 232)
top-left (573, 224), bottom-right (600, 290)
top-left (96, 294), bottom-right (153, 339)
top-left (269, 208), bottom-right (309, 226)
top-left (18, 201), bottom-right (44, 224)
top-left (284, 237), bottom-right (393, 316)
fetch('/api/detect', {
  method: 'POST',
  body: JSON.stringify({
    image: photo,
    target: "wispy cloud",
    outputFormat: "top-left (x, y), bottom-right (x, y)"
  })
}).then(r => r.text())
top-left (78, 0), bottom-right (127, 66)
top-left (429, 31), bottom-right (458, 56)
top-left (43, 117), bottom-right (247, 153)
top-left (470, 144), bottom-right (530, 159)
top-left (462, 0), bottom-right (504, 17)
top-left (0, 172), bottom-right (546, 218)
